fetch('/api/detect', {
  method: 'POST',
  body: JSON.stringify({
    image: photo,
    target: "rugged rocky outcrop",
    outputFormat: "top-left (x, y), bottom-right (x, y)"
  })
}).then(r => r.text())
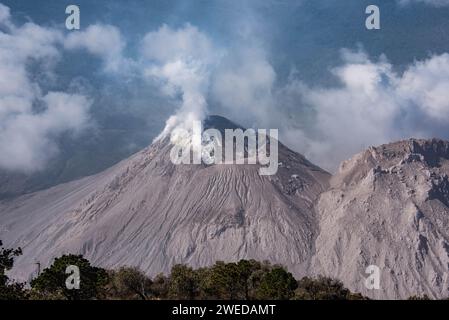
top-left (312, 138), bottom-right (449, 299)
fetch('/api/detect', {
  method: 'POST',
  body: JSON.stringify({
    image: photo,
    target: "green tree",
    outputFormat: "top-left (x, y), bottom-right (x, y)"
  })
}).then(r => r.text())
top-left (196, 267), bottom-right (214, 299)
top-left (0, 240), bottom-right (26, 300)
top-left (294, 276), bottom-right (366, 300)
top-left (408, 294), bottom-right (431, 300)
top-left (169, 264), bottom-right (199, 299)
top-left (151, 273), bottom-right (169, 299)
top-left (197, 260), bottom-right (270, 300)
top-left (109, 266), bottom-right (152, 300)
top-left (236, 259), bottom-right (263, 300)
top-left (31, 254), bottom-right (108, 300)
top-left (208, 261), bottom-right (243, 299)
top-left (256, 266), bottom-right (297, 300)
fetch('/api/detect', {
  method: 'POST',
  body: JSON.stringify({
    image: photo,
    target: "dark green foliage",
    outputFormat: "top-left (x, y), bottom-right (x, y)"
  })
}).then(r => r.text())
top-left (151, 273), bottom-right (170, 299)
top-left (407, 295), bottom-right (431, 300)
top-left (108, 266), bottom-right (152, 300)
top-left (31, 254), bottom-right (108, 300)
top-left (294, 276), bottom-right (366, 300)
top-left (236, 259), bottom-right (266, 300)
top-left (0, 240), bottom-right (27, 300)
top-left (0, 281), bottom-right (27, 300)
top-left (103, 260), bottom-right (368, 300)
top-left (207, 261), bottom-right (242, 299)
top-left (169, 264), bottom-right (199, 299)
top-left (0, 243), bottom-right (371, 301)
top-left (255, 267), bottom-right (298, 300)
top-left (196, 260), bottom-right (268, 300)
top-left (164, 260), bottom-right (299, 300)
top-left (1, 248), bottom-right (375, 300)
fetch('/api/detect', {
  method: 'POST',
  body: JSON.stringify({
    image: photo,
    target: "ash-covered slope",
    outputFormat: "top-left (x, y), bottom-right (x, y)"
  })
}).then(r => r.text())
top-left (312, 138), bottom-right (449, 299)
top-left (0, 116), bottom-right (330, 281)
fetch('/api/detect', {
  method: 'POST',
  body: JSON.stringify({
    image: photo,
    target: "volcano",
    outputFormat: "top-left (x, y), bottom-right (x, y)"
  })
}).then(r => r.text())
top-left (3, 117), bottom-right (449, 299)
top-left (0, 116), bottom-right (330, 282)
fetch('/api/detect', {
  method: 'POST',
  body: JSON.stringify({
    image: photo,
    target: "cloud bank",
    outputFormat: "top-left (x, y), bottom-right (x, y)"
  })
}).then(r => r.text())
top-left (64, 24), bottom-right (127, 73)
top-left (3, 2), bottom-right (449, 173)
top-left (0, 3), bottom-right (91, 172)
top-left (211, 46), bottom-right (277, 128)
top-left (131, 20), bottom-right (449, 172)
top-left (210, 45), bottom-right (449, 171)
top-left (292, 50), bottom-right (449, 170)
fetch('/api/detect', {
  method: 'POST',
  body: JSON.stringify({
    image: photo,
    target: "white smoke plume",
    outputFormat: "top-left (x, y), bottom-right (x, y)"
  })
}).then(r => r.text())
top-left (140, 24), bottom-right (220, 140)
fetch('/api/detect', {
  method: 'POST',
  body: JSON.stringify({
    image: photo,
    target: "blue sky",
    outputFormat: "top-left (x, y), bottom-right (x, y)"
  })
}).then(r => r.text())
top-left (4, 0), bottom-right (449, 77)
top-left (4, 0), bottom-right (449, 76)
top-left (1, 0), bottom-right (449, 172)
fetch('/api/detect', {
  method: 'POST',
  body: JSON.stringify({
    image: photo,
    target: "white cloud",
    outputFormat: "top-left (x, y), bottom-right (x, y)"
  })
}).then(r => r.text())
top-left (209, 45), bottom-right (449, 171)
top-left (3, 4), bottom-right (445, 174)
top-left (211, 47), bottom-right (277, 128)
top-left (0, 93), bottom-right (91, 172)
top-left (294, 50), bottom-right (449, 171)
top-left (0, 4), bottom-right (91, 172)
top-left (64, 24), bottom-right (126, 72)
top-left (397, 53), bottom-right (449, 120)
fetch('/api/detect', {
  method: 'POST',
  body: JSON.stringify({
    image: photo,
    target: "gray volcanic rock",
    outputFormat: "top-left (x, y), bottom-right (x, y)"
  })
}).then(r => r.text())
top-left (312, 138), bottom-right (449, 299)
top-left (0, 116), bottom-right (330, 282)
top-left (4, 116), bottom-right (448, 299)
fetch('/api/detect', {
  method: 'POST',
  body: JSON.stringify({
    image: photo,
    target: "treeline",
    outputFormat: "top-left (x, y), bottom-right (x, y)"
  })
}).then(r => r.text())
top-left (0, 240), bottom-right (430, 300)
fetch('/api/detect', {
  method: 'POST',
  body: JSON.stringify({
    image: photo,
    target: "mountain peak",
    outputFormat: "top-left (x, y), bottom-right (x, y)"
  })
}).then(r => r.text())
top-left (370, 138), bottom-right (449, 161)
top-left (315, 137), bottom-right (449, 299)
top-left (203, 115), bottom-right (244, 132)
top-left (1, 114), bottom-right (330, 283)
top-left (338, 138), bottom-right (449, 179)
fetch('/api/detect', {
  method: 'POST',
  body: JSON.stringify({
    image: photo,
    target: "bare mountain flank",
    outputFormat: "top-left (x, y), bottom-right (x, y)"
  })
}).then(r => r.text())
top-left (0, 116), bottom-right (329, 282)
top-left (313, 138), bottom-right (449, 299)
